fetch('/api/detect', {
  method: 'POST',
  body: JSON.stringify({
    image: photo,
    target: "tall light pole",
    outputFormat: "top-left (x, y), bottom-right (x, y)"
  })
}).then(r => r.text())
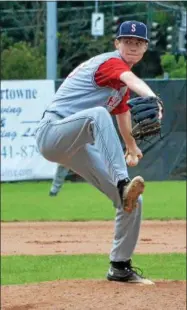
top-left (46, 1), bottom-right (57, 79)
top-left (94, 0), bottom-right (99, 40)
top-left (95, 0), bottom-right (99, 13)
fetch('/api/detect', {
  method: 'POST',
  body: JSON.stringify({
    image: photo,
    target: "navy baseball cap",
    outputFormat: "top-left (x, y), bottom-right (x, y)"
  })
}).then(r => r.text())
top-left (116, 20), bottom-right (149, 42)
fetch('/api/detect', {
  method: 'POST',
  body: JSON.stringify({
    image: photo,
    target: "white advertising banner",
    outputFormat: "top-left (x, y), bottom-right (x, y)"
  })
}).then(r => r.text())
top-left (1, 80), bottom-right (57, 181)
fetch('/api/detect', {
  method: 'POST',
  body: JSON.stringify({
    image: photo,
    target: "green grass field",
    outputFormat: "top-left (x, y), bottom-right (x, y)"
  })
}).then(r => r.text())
top-left (1, 180), bottom-right (186, 285)
top-left (2, 254), bottom-right (186, 285)
top-left (1, 181), bottom-right (186, 221)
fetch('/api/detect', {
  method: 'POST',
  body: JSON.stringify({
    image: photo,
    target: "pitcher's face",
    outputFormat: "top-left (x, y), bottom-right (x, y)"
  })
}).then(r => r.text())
top-left (115, 37), bottom-right (148, 66)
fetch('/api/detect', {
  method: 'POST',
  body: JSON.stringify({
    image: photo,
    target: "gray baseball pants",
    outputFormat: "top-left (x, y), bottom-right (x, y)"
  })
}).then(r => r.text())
top-left (35, 107), bottom-right (142, 262)
top-left (50, 165), bottom-right (69, 194)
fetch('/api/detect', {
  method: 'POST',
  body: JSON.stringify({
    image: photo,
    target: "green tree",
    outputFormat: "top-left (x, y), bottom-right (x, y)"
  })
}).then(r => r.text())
top-left (1, 39), bottom-right (46, 79)
top-left (1, 1), bottom-right (45, 47)
top-left (160, 53), bottom-right (186, 78)
top-left (57, 30), bottom-right (112, 77)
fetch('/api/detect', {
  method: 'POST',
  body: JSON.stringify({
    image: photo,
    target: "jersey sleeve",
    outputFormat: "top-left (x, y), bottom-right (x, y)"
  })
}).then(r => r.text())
top-left (94, 58), bottom-right (130, 89)
top-left (110, 88), bottom-right (130, 115)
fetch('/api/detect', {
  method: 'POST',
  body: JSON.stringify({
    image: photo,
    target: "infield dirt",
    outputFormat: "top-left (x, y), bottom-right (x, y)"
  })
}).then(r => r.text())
top-left (2, 220), bottom-right (186, 310)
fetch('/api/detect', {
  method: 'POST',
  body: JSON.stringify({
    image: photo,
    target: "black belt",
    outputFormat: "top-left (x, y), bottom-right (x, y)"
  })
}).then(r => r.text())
top-left (42, 110), bottom-right (65, 119)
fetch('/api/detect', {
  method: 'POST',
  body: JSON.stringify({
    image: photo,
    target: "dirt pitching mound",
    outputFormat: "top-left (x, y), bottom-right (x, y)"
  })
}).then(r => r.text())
top-left (2, 280), bottom-right (186, 310)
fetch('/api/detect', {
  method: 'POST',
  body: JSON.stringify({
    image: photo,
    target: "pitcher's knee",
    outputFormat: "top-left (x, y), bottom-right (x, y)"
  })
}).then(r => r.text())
top-left (39, 148), bottom-right (57, 163)
top-left (93, 106), bottom-right (109, 118)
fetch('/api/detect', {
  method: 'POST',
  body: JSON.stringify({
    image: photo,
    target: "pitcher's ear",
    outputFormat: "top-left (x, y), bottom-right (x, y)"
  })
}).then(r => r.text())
top-left (115, 39), bottom-right (120, 49)
top-left (144, 42), bottom-right (148, 52)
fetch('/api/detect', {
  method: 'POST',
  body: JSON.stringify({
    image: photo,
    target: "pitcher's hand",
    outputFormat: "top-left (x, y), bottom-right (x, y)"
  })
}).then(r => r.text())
top-left (125, 145), bottom-right (143, 160)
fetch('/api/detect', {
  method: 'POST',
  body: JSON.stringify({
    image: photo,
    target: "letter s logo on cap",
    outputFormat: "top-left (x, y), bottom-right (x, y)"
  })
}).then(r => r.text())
top-left (131, 24), bottom-right (136, 32)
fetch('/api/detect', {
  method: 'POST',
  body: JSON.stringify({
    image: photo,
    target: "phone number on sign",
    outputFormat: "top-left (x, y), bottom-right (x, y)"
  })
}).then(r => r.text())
top-left (1, 145), bottom-right (40, 159)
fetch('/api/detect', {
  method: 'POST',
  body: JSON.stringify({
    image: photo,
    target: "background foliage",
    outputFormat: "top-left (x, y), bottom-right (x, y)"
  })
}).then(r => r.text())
top-left (1, 1), bottom-right (186, 79)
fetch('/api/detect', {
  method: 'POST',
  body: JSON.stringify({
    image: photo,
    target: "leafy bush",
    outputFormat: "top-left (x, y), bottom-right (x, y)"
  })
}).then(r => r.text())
top-left (1, 40), bottom-right (45, 79)
top-left (160, 53), bottom-right (186, 78)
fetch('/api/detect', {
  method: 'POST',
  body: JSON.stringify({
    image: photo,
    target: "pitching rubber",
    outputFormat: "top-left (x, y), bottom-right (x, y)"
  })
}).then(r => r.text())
top-left (123, 176), bottom-right (145, 213)
top-left (128, 278), bottom-right (155, 285)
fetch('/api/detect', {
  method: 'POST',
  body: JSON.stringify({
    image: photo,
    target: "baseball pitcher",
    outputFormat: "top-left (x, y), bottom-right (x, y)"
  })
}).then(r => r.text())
top-left (35, 20), bottom-right (163, 284)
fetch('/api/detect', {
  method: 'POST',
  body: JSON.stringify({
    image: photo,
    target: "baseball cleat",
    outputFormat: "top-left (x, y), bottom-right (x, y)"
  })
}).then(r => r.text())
top-left (107, 261), bottom-right (154, 285)
top-left (123, 176), bottom-right (145, 212)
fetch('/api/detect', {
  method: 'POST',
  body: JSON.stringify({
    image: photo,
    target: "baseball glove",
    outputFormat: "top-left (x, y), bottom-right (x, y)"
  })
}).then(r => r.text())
top-left (127, 96), bottom-right (164, 140)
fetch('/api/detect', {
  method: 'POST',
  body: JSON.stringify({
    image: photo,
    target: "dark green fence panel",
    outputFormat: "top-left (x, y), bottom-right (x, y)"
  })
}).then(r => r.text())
top-left (55, 79), bottom-right (186, 180)
top-left (128, 79), bottom-right (186, 180)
